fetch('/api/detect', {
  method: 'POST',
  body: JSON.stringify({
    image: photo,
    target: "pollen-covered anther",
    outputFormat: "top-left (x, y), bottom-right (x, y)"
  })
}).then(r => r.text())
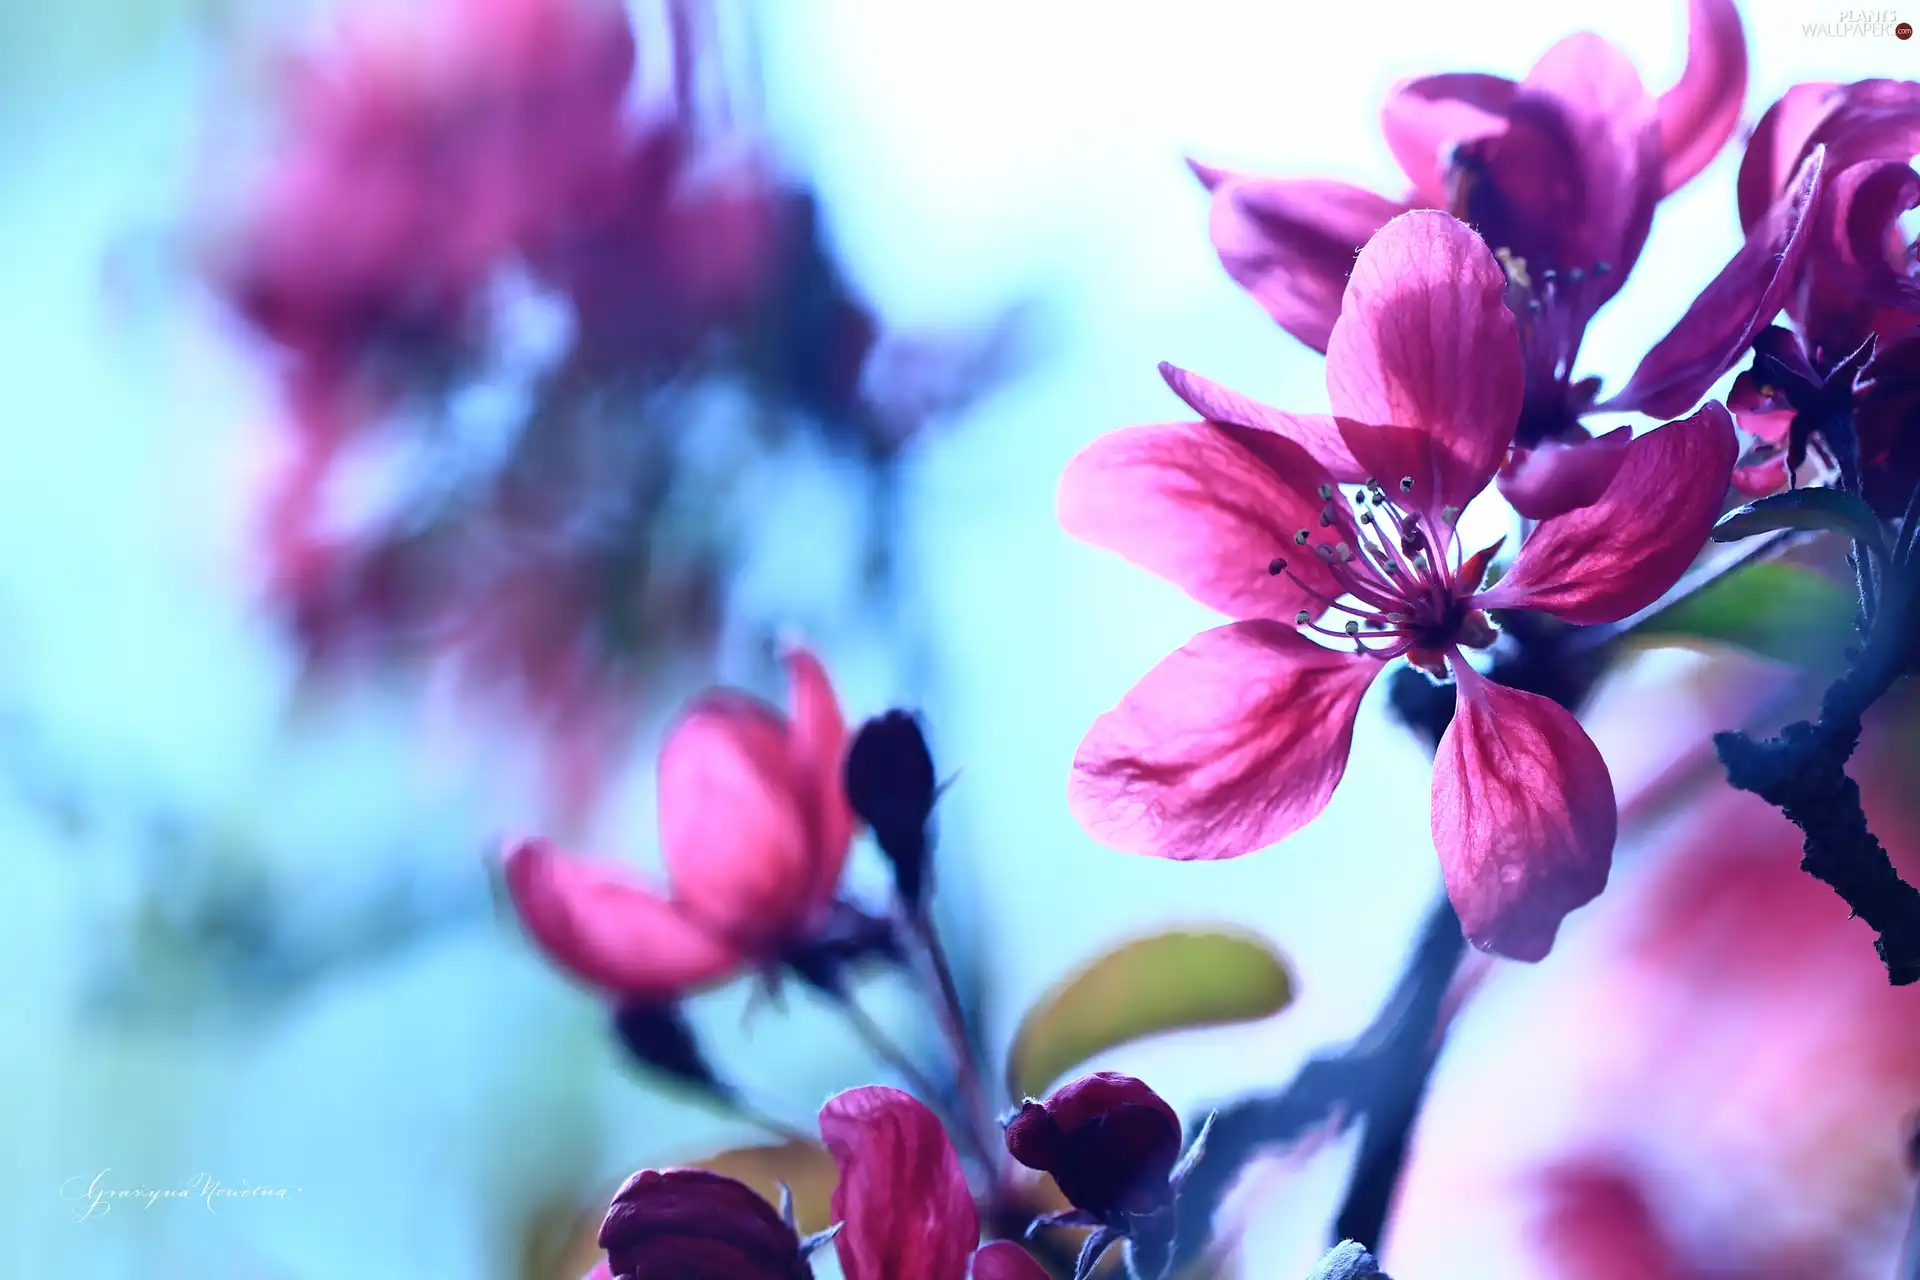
top-left (1294, 610), bottom-right (1312, 626)
top-left (1399, 476), bottom-right (1415, 493)
top-left (1314, 544), bottom-right (1335, 562)
top-left (1343, 620), bottom-right (1360, 636)
top-left (1268, 557), bottom-right (1288, 576)
top-left (1293, 529), bottom-right (1311, 546)
top-left (1317, 483), bottom-right (1334, 500)
top-left (1441, 505), bottom-right (1460, 524)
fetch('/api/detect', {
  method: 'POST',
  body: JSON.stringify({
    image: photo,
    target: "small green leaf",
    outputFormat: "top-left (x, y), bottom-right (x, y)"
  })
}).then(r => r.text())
top-left (1006, 929), bottom-right (1295, 1101)
top-left (1629, 561), bottom-right (1855, 667)
top-left (1713, 489), bottom-right (1889, 561)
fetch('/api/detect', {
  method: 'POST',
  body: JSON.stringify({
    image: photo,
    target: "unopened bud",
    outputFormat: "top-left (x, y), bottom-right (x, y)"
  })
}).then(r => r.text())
top-left (612, 999), bottom-right (731, 1099)
top-left (844, 711), bottom-right (938, 909)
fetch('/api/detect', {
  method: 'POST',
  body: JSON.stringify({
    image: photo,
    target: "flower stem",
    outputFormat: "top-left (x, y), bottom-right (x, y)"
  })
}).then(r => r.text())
top-left (907, 908), bottom-right (1006, 1176)
top-left (830, 991), bottom-right (956, 1119)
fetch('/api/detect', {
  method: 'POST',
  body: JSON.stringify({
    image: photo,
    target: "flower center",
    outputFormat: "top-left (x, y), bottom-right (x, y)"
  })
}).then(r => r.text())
top-left (1267, 476), bottom-right (1501, 676)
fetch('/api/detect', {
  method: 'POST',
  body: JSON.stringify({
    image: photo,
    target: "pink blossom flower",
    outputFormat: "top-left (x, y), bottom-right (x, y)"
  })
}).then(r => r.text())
top-left (1060, 211), bottom-right (1736, 960)
top-left (1726, 80), bottom-right (1920, 513)
top-left (1179, 0), bottom-right (1811, 519)
top-left (502, 647), bottom-right (853, 999)
top-left (818, 1086), bottom-right (1050, 1280)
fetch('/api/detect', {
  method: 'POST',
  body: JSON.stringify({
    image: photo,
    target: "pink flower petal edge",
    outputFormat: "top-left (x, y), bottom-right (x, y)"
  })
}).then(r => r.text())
top-left (971, 1241), bottom-right (1052, 1280)
top-left (779, 645), bottom-right (855, 913)
top-left (1069, 621), bottom-right (1379, 861)
top-left (1475, 401), bottom-right (1738, 626)
top-left (1205, 177), bottom-right (1407, 354)
top-left (1158, 361), bottom-right (1366, 482)
top-left (1655, 0), bottom-right (1749, 196)
top-left (1325, 210), bottom-right (1522, 524)
top-left (820, 1086), bottom-right (978, 1280)
top-left (1056, 420), bottom-right (1338, 621)
top-left (1432, 663), bottom-right (1617, 962)
top-left (502, 837), bottom-right (743, 998)
top-left (1379, 72), bottom-right (1516, 207)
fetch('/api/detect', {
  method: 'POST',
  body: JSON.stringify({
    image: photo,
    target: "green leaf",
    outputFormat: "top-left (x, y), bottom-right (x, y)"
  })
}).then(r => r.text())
top-left (1629, 561), bottom-right (1855, 667)
top-left (1712, 489), bottom-right (1889, 561)
top-left (1006, 929), bottom-right (1296, 1101)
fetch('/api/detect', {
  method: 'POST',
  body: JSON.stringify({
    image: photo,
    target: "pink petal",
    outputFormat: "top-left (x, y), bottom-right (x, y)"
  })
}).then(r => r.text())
top-left (1431, 663), bottom-right (1616, 962)
top-left (1726, 369), bottom-right (1794, 444)
top-left (501, 837), bottom-right (742, 998)
top-left (819, 1086), bottom-right (977, 1280)
top-left (1379, 72), bottom-right (1516, 207)
top-left (1496, 426), bottom-right (1632, 520)
top-left (1827, 158), bottom-right (1920, 315)
top-left (1599, 147), bottom-right (1824, 419)
top-left (780, 645), bottom-right (855, 915)
top-left (1324, 210), bottom-right (1522, 522)
top-left (1069, 620), bottom-right (1379, 861)
top-left (1735, 82), bottom-right (1840, 230)
top-left (1158, 361), bottom-right (1365, 481)
top-left (1732, 453), bottom-right (1788, 497)
top-left (657, 691), bottom-right (813, 950)
top-left (1206, 176), bottom-right (1407, 354)
top-left (1474, 402), bottom-right (1737, 626)
top-left (971, 1242), bottom-right (1052, 1280)
top-left (580, 1264), bottom-right (613, 1280)
top-left (1654, 0), bottom-right (1749, 197)
top-left (1187, 156), bottom-right (1232, 191)
top-left (1056, 421), bottom-right (1340, 620)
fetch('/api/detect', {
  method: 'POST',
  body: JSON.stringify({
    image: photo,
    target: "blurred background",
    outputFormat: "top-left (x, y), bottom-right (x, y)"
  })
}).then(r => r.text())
top-left (0, 0), bottom-right (1913, 1275)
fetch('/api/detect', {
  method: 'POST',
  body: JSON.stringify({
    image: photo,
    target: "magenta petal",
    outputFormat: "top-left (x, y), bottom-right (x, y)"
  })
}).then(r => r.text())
top-left (1325, 210), bottom-right (1522, 521)
top-left (1070, 620), bottom-right (1379, 861)
top-left (820, 1086), bottom-right (977, 1280)
top-left (970, 1242), bottom-right (1052, 1280)
top-left (1599, 147), bottom-right (1824, 420)
top-left (1432, 663), bottom-right (1616, 962)
top-left (501, 838), bottom-right (742, 998)
top-left (1379, 72), bottom-right (1516, 206)
top-left (1655, 0), bottom-right (1748, 196)
top-left (1828, 158), bottom-right (1920, 315)
top-left (1476, 402), bottom-right (1737, 626)
top-left (1158, 361), bottom-right (1365, 481)
top-left (1496, 425), bottom-right (1632, 520)
top-left (1736, 82), bottom-right (1840, 230)
top-left (1057, 421), bottom-right (1340, 620)
top-left (1206, 176), bottom-right (1407, 354)
top-left (779, 645), bottom-right (855, 914)
top-left (658, 692), bottom-right (814, 949)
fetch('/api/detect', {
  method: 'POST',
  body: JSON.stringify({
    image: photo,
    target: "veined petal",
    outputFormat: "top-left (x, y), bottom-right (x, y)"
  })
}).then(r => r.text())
top-left (1069, 620), bottom-right (1379, 861)
top-left (1452, 34), bottom-right (1661, 316)
top-left (779, 645), bottom-right (855, 914)
top-left (971, 1242), bottom-right (1052, 1280)
top-left (1057, 421), bottom-right (1340, 620)
top-left (1325, 210), bottom-right (1522, 522)
top-left (1380, 72), bottom-right (1516, 207)
top-left (1496, 426), bottom-right (1633, 520)
top-left (820, 1087), bottom-right (977, 1280)
top-left (1159, 361), bottom-right (1365, 481)
top-left (502, 838), bottom-right (742, 998)
top-left (1828, 158), bottom-right (1920, 314)
top-left (658, 692), bottom-right (813, 949)
top-left (1655, 0), bottom-right (1749, 196)
top-left (1207, 176), bottom-right (1407, 354)
top-left (1736, 82), bottom-right (1840, 230)
top-left (1475, 402), bottom-right (1737, 625)
top-left (1599, 147), bottom-right (1824, 419)
top-left (1432, 663), bottom-right (1616, 962)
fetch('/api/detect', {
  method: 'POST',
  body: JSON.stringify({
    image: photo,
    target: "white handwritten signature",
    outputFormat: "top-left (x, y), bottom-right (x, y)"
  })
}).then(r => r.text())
top-left (59, 1170), bottom-right (302, 1222)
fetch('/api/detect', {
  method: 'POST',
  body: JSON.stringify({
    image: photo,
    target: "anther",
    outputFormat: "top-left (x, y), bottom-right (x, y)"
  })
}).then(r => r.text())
top-left (1441, 505), bottom-right (1460, 524)
top-left (1294, 529), bottom-right (1311, 546)
top-left (1567, 267), bottom-right (1584, 282)
top-left (1334, 541), bottom-right (1353, 562)
top-left (1358, 510), bottom-right (1375, 525)
top-left (1295, 610), bottom-right (1312, 625)
top-left (1268, 557), bottom-right (1288, 575)
top-left (1594, 261), bottom-right (1610, 275)
top-left (1344, 620), bottom-right (1360, 636)
top-left (1399, 476), bottom-right (1415, 492)
top-left (1527, 298), bottom-right (1542, 312)
top-left (1317, 483), bottom-right (1334, 500)
top-left (1314, 544), bottom-right (1335, 562)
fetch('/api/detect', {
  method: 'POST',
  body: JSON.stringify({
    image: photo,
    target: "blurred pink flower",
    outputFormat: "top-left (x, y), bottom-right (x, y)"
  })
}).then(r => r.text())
top-left (818, 1086), bottom-right (1050, 1280)
top-left (1060, 211), bottom-right (1736, 960)
top-left (1183, 0), bottom-right (1803, 519)
top-left (502, 647), bottom-right (853, 998)
top-left (224, 0), bottom-right (638, 369)
top-left (1391, 695), bottom-right (1920, 1278)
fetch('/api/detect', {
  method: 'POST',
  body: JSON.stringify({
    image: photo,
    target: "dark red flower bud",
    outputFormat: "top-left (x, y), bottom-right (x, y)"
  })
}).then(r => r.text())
top-left (597, 1168), bottom-right (812, 1279)
top-left (610, 999), bottom-right (729, 1098)
top-left (1003, 1072), bottom-right (1183, 1222)
top-left (843, 710), bottom-right (938, 908)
